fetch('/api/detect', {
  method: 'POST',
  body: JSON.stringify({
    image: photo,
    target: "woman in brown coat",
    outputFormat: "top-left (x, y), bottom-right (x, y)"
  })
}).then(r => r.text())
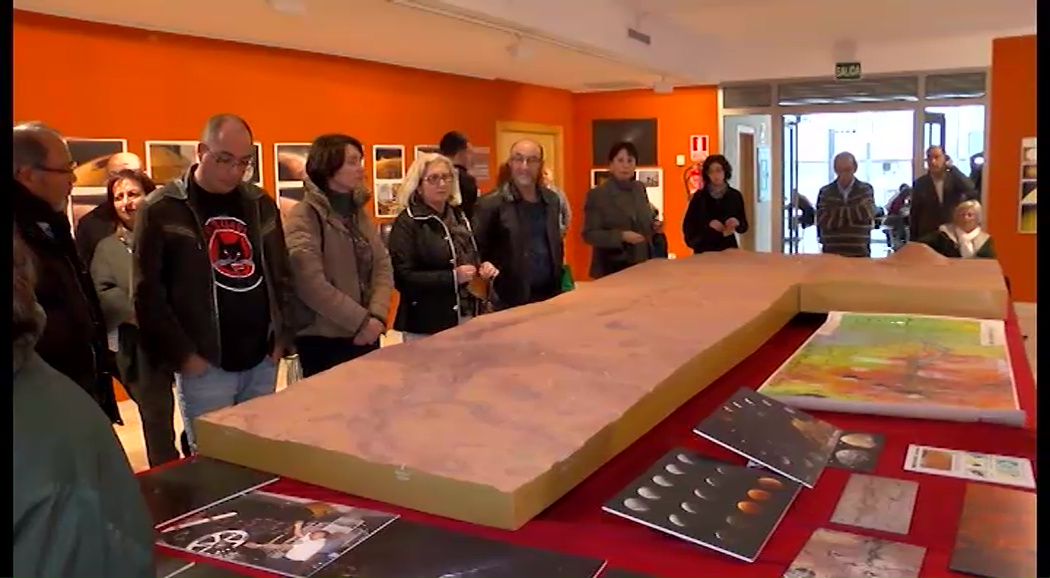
top-left (284, 134), bottom-right (394, 377)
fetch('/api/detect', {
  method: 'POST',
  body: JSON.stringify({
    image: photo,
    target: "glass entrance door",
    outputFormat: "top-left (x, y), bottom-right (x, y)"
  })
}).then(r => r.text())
top-left (780, 110), bottom-right (915, 256)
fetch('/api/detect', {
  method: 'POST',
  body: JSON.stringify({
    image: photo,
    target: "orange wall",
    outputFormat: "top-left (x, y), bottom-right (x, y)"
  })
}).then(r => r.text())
top-left (987, 35), bottom-right (1037, 302)
top-left (14, 10), bottom-right (720, 278)
top-left (572, 89), bottom-right (720, 264)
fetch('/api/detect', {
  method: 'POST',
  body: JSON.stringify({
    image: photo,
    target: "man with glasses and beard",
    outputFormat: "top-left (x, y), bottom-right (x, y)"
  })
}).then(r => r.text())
top-left (12, 121), bottom-right (121, 424)
top-left (473, 139), bottom-right (564, 310)
top-left (134, 114), bottom-right (299, 453)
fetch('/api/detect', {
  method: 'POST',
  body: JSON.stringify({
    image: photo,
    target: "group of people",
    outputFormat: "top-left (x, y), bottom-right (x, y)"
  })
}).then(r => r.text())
top-left (811, 145), bottom-right (993, 259)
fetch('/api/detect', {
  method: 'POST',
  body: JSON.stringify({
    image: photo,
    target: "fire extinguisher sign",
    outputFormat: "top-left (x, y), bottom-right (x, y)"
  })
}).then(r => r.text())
top-left (689, 135), bottom-right (709, 162)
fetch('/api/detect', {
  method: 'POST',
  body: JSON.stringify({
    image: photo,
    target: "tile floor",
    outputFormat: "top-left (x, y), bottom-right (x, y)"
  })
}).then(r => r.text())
top-left (115, 305), bottom-right (1038, 473)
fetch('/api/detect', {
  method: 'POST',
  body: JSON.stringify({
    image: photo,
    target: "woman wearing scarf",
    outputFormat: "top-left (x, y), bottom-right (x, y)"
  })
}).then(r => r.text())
top-left (919, 200), bottom-right (997, 259)
top-left (582, 141), bottom-right (658, 279)
top-left (285, 134), bottom-right (394, 377)
top-left (682, 154), bottom-right (750, 254)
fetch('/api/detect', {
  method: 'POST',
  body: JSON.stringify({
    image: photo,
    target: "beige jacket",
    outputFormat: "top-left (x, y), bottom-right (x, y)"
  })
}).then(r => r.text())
top-left (284, 181), bottom-right (394, 339)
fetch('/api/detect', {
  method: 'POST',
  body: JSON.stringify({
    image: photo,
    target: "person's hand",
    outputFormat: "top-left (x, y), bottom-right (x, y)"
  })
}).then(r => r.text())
top-left (353, 317), bottom-right (386, 345)
top-left (479, 261), bottom-right (499, 280)
top-left (454, 264), bottom-right (477, 284)
top-left (709, 220), bottom-right (725, 232)
top-left (652, 219), bottom-right (664, 234)
top-left (622, 231), bottom-right (646, 244)
top-left (725, 217), bottom-right (740, 231)
top-left (180, 354), bottom-right (209, 377)
top-left (270, 341), bottom-right (285, 363)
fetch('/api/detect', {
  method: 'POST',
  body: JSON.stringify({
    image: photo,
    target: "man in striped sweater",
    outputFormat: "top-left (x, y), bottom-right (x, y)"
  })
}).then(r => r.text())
top-left (815, 152), bottom-right (877, 257)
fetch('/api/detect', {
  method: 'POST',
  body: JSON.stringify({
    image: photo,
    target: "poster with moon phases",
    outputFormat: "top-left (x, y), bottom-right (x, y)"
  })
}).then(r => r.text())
top-left (601, 448), bottom-right (801, 563)
top-left (826, 431), bottom-right (885, 472)
top-left (692, 388), bottom-right (841, 488)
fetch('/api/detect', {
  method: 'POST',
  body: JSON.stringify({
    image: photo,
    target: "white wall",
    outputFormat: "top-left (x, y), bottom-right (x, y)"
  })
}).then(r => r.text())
top-left (722, 115), bottom-right (774, 252)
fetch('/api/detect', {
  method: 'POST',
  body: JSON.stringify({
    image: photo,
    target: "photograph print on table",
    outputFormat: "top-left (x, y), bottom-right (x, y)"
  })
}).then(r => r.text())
top-left (146, 140), bottom-right (198, 185)
top-left (827, 431), bottom-right (885, 472)
top-left (829, 473), bottom-right (918, 534)
top-left (65, 137), bottom-right (127, 191)
top-left (602, 447), bottom-right (801, 563)
top-left (693, 387), bottom-right (841, 488)
top-left (138, 456), bottom-right (279, 528)
top-left (156, 489), bottom-right (397, 578)
top-left (902, 444), bottom-right (1035, 488)
top-left (319, 519), bottom-right (605, 577)
top-left (784, 528), bottom-right (926, 578)
top-left (949, 482), bottom-right (1036, 578)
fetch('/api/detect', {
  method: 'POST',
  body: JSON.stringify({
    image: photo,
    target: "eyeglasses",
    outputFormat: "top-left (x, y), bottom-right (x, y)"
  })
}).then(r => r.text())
top-left (211, 152), bottom-right (255, 170)
top-left (35, 162), bottom-right (76, 175)
top-left (509, 155), bottom-right (542, 166)
top-left (424, 173), bottom-right (452, 185)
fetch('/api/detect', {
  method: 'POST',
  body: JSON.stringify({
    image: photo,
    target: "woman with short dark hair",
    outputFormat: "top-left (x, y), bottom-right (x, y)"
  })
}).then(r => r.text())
top-left (581, 141), bottom-right (658, 278)
top-left (91, 170), bottom-right (181, 467)
top-left (682, 154), bottom-right (750, 254)
top-left (284, 134), bottom-right (394, 377)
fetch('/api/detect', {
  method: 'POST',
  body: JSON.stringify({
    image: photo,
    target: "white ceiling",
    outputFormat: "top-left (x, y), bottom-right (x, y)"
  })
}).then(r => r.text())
top-left (15, 0), bottom-right (1038, 91)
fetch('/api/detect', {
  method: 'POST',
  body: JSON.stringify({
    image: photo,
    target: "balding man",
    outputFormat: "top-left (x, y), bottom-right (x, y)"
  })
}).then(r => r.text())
top-left (12, 121), bottom-right (121, 424)
top-left (473, 139), bottom-right (564, 309)
top-left (909, 145), bottom-right (977, 241)
top-left (134, 114), bottom-right (299, 452)
top-left (815, 152), bottom-right (877, 257)
top-left (75, 152), bottom-right (144, 264)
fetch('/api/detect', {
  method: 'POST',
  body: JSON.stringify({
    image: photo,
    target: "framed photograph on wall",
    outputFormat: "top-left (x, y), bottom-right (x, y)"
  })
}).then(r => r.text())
top-left (591, 118), bottom-right (658, 166)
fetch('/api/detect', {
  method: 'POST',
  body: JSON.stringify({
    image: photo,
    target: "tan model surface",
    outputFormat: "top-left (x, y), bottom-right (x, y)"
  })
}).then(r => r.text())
top-left (196, 244), bottom-right (1008, 528)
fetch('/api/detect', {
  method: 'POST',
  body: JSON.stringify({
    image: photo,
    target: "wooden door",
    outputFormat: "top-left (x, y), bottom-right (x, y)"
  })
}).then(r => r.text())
top-left (737, 129), bottom-right (757, 251)
top-left (495, 121), bottom-right (564, 189)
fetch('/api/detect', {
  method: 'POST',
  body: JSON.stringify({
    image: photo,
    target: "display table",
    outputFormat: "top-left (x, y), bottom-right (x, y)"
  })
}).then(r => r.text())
top-left (150, 307), bottom-right (1036, 578)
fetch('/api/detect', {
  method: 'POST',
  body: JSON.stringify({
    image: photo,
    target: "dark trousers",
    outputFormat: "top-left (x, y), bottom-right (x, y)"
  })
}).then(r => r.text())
top-left (295, 335), bottom-right (380, 378)
top-left (122, 353), bottom-right (180, 467)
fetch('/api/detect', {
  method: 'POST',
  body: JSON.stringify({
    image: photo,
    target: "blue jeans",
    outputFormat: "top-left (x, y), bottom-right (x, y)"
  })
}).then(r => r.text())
top-left (175, 357), bottom-right (277, 452)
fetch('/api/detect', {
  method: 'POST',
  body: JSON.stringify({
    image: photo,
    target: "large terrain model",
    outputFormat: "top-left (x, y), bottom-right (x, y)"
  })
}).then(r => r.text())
top-left (196, 246), bottom-right (1009, 529)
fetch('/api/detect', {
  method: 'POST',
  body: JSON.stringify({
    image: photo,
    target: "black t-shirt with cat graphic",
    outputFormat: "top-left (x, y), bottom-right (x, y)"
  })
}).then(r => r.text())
top-left (191, 180), bottom-right (271, 372)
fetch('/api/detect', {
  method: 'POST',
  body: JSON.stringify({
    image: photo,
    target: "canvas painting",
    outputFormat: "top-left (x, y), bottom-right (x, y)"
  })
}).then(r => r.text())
top-left (756, 312), bottom-right (1022, 426)
top-left (157, 490), bottom-right (397, 578)
top-left (784, 528), bottom-right (925, 578)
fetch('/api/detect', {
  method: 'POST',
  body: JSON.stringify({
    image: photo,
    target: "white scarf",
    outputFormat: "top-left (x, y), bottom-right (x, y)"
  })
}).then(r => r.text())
top-left (954, 226), bottom-right (983, 258)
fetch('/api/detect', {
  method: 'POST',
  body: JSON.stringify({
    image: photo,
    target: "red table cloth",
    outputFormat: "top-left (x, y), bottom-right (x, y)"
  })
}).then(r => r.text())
top-left (154, 307), bottom-right (1037, 577)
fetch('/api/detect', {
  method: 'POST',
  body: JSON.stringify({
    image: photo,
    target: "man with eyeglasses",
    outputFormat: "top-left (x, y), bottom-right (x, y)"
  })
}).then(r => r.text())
top-left (12, 121), bottom-right (122, 424)
top-left (473, 139), bottom-right (564, 310)
top-left (134, 113), bottom-right (299, 453)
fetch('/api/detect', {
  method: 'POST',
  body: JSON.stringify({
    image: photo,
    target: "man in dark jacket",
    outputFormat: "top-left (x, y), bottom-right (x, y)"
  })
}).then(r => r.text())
top-left (74, 152), bottom-right (143, 264)
top-left (134, 114), bottom-right (299, 452)
top-left (12, 121), bottom-right (121, 424)
top-left (439, 131), bottom-right (479, 220)
top-left (13, 229), bottom-right (155, 577)
top-left (473, 139), bottom-right (564, 309)
top-left (909, 145), bottom-right (978, 241)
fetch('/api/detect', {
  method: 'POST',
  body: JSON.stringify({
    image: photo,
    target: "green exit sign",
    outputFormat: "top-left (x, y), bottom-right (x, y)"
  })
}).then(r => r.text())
top-left (835, 62), bottom-right (862, 81)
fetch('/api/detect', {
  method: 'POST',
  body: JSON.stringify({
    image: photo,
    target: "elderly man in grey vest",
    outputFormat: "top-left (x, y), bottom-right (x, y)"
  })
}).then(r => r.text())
top-left (815, 152), bottom-right (877, 257)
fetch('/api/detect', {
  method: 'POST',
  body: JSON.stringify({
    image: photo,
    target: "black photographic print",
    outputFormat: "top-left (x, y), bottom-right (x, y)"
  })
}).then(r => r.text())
top-left (591, 119), bottom-right (658, 166)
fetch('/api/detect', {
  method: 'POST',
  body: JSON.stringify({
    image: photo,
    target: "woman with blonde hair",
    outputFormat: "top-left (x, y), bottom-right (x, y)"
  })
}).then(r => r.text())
top-left (918, 199), bottom-right (997, 259)
top-left (387, 153), bottom-right (498, 341)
